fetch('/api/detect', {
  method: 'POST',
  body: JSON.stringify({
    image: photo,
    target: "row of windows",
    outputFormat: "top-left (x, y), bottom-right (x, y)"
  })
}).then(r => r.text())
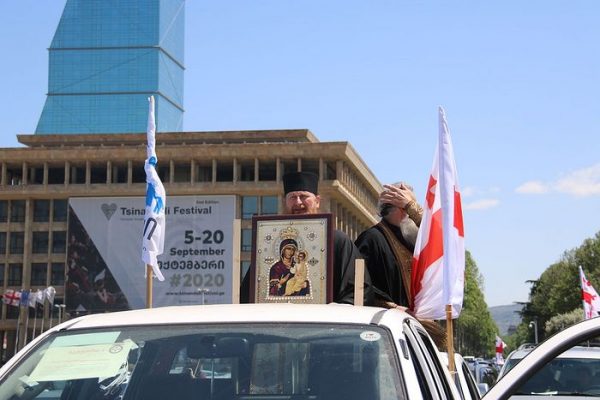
top-left (0, 231), bottom-right (66, 255)
top-left (0, 263), bottom-right (65, 287)
top-left (0, 200), bottom-right (67, 223)
top-left (3, 159), bottom-right (338, 186)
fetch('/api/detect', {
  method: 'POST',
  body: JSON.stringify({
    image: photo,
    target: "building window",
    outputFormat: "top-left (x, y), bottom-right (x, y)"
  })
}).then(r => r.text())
top-left (32, 232), bottom-right (49, 254)
top-left (33, 200), bottom-right (50, 222)
top-left (29, 166), bottom-right (45, 184)
top-left (70, 165), bottom-right (86, 184)
top-left (0, 232), bottom-right (6, 254)
top-left (325, 161), bottom-right (337, 180)
top-left (10, 200), bottom-right (26, 223)
top-left (0, 264), bottom-right (4, 286)
top-left (241, 229), bottom-right (252, 252)
top-left (0, 201), bottom-right (7, 222)
top-left (51, 263), bottom-right (65, 286)
top-left (6, 304), bottom-right (19, 319)
top-left (132, 165), bottom-right (146, 183)
top-left (173, 162), bottom-right (191, 183)
top-left (239, 161), bottom-right (255, 182)
top-left (261, 196), bottom-right (278, 215)
top-left (52, 231), bottom-right (67, 254)
top-left (48, 166), bottom-right (65, 184)
top-left (301, 159), bottom-right (320, 175)
top-left (111, 164), bottom-right (128, 183)
top-left (90, 164), bottom-right (107, 184)
top-left (31, 263), bottom-right (48, 286)
top-left (216, 160), bottom-right (233, 182)
top-left (195, 162), bottom-right (212, 182)
top-left (242, 196), bottom-right (258, 219)
top-left (7, 166), bottom-right (23, 186)
top-left (258, 160), bottom-right (276, 181)
top-left (53, 200), bottom-right (68, 222)
top-left (9, 232), bottom-right (24, 254)
top-left (8, 264), bottom-right (22, 286)
top-left (281, 160), bottom-right (298, 176)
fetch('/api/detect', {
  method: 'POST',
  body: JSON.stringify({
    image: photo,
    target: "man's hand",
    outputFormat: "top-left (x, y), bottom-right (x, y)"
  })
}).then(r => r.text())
top-left (380, 183), bottom-right (416, 209)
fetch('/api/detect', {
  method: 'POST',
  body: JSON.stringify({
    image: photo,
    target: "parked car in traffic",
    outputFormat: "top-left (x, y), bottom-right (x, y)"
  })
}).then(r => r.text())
top-left (0, 303), bottom-right (461, 400)
top-left (487, 317), bottom-right (600, 399)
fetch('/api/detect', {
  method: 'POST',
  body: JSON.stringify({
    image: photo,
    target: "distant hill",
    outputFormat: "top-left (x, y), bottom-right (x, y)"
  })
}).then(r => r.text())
top-left (489, 304), bottom-right (523, 336)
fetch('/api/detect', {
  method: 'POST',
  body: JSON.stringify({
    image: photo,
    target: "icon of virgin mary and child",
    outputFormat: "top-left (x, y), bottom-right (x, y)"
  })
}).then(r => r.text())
top-left (268, 238), bottom-right (310, 297)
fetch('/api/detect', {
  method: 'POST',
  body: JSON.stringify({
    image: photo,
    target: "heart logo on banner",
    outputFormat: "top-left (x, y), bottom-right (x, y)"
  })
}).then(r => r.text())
top-left (101, 203), bottom-right (117, 220)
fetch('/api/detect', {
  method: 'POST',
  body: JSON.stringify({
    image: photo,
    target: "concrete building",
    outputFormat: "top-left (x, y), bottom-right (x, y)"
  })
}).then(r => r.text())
top-left (0, 129), bottom-right (382, 360)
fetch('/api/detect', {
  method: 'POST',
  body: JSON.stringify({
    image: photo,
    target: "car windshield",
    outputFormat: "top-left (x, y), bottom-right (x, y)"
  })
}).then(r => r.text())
top-left (0, 323), bottom-right (403, 400)
top-left (514, 357), bottom-right (600, 396)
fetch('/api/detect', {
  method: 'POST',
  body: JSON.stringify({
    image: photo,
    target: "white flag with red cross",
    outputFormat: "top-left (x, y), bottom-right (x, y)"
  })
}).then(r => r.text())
top-left (411, 107), bottom-right (465, 320)
top-left (2, 289), bottom-right (21, 307)
top-left (495, 336), bottom-right (507, 364)
top-left (580, 266), bottom-right (600, 319)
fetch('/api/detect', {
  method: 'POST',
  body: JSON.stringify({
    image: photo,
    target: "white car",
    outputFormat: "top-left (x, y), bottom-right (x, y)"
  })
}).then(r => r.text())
top-left (0, 303), bottom-right (461, 400)
top-left (441, 352), bottom-right (482, 400)
top-left (487, 317), bottom-right (600, 399)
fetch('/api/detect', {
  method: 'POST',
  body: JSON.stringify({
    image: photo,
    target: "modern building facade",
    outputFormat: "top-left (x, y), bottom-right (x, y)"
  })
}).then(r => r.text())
top-left (0, 129), bottom-right (382, 360)
top-left (36, 0), bottom-right (185, 135)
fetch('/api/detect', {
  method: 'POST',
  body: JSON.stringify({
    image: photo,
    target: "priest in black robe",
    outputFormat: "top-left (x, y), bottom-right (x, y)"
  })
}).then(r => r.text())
top-left (355, 182), bottom-right (422, 310)
top-left (241, 171), bottom-right (374, 305)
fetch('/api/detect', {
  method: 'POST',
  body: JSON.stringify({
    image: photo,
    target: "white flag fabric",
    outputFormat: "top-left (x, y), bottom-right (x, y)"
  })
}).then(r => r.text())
top-left (580, 266), bottom-right (600, 319)
top-left (141, 96), bottom-right (166, 281)
top-left (411, 107), bottom-right (465, 319)
top-left (44, 286), bottom-right (56, 304)
top-left (495, 335), bottom-right (507, 365)
top-left (35, 289), bottom-right (45, 305)
top-left (2, 289), bottom-right (21, 307)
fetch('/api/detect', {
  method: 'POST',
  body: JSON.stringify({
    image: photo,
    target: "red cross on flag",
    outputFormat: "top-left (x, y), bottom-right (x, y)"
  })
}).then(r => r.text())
top-left (411, 107), bottom-right (465, 320)
top-left (579, 266), bottom-right (600, 319)
top-left (495, 336), bottom-right (507, 364)
top-left (1, 289), bottom-right (22, 307)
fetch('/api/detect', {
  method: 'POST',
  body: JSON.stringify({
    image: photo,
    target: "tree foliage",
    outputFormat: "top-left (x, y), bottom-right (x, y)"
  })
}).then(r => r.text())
top-left (515, 231), bottom-right (600, 345)
top-left (455, 251), bottom-right (499, 357)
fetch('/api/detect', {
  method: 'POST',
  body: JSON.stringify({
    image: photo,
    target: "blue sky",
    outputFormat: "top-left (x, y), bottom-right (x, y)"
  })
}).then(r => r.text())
top-left (1, 1), bottom-right (599, 307)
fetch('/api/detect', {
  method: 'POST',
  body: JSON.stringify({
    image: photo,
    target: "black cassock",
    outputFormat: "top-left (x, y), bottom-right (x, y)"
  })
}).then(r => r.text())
top-left (355, 223), bottom-right (413, 308)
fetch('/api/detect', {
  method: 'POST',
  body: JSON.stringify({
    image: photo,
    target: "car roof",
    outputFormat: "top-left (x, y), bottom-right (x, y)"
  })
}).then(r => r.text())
top-left (506, 345), bottom-right (600, 362)
top-left (58, 303), bottom-right (397, 331)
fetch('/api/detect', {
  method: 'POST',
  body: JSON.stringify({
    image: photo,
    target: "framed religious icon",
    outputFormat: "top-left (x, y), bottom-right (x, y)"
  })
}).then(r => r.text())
top-left (250, 213), bottom-right (333, 304)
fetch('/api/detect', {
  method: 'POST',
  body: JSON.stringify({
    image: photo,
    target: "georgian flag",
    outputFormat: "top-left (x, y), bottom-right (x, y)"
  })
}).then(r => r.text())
top-left (141, 96), bottom-right (166, 281)
top-left (580, 266), bottom-right (600, 319)
top-left (495, 336), bottom-right (507, 364)
top-left (411, 107), bottom-right (465, 319)
top-left (2, 289), bottom-right (21, 307)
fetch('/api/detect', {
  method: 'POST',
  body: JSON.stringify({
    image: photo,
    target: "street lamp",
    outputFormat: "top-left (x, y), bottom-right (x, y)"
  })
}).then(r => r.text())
top-left (529, 320), bottom-right (539, 344)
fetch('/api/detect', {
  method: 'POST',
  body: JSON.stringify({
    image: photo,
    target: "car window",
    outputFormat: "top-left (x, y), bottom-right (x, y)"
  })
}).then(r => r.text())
top-left (515, 357), bottom-right (600, 395)
top-left (461, 361), bottom-right (481, 400)
top-left (0, 323), bottom-right (405, 400)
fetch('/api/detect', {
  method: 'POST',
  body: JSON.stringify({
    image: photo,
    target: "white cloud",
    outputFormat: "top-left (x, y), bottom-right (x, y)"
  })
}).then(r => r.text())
top-left (555, 164), bottom-right (600, 196)
top-left (515, 181), bottom-right (549, 194)
top-left (516, 163), bottom-right (600, 197)
top-left (464, 199), bottom-right (500, 210)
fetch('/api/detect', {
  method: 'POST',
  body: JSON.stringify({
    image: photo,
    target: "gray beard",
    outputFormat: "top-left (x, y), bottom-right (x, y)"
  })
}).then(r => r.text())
top-left (399, 216), bottom-right (419, 248)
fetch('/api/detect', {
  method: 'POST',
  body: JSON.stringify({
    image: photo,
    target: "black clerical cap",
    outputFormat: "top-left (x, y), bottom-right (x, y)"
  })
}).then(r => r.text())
top-left (282, 172), bottom-right (319, 195)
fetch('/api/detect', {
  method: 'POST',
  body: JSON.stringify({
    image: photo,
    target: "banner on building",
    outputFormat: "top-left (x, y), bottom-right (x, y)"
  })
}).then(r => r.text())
top-left (67, 196), bottom-right (236, 312)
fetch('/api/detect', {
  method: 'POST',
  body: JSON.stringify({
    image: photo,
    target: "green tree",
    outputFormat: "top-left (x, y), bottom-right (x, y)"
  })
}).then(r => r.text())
top-left (515, 231), bottom-right (600, 345)
top-left (455, 251), bottom-right (498, 357)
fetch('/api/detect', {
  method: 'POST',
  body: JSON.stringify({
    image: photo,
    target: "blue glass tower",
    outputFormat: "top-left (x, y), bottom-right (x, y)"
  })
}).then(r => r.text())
top-left (36, 0), bottom-right (184, 134)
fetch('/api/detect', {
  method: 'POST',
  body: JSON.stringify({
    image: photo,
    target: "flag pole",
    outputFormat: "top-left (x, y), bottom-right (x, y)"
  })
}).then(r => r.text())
top-left (32, 305), bottom-right (38, 340)
top-left (146, 265), bottom-right (153, 308)
top-left (446, 304), bottom-right (456, 373)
